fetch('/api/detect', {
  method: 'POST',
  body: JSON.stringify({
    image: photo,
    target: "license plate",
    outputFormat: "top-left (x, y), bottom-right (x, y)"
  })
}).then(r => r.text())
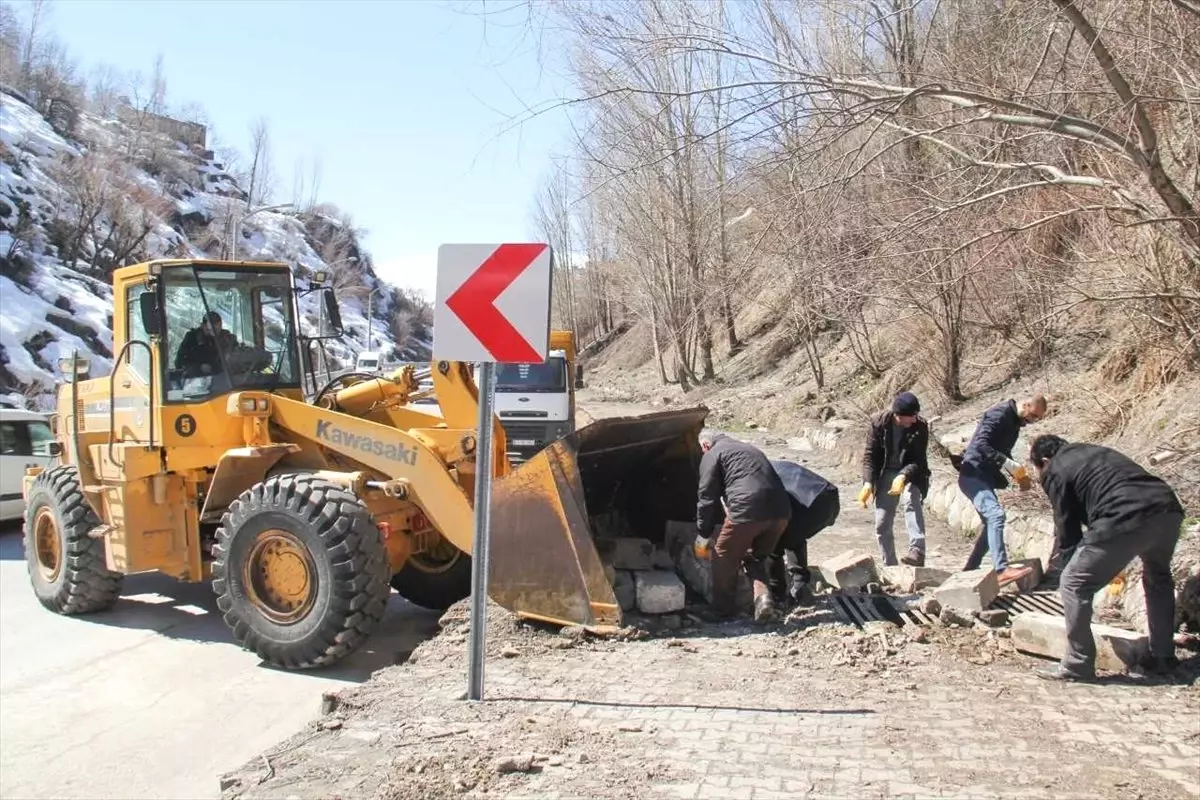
top-left (511, 439), bottom-right (536, 447)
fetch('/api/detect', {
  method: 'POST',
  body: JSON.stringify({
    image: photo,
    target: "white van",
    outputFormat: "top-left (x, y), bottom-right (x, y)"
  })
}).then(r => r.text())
top-left (0, 407), bottom-right (56, 522)
top-left (355, 351), bottom-right (382, 373)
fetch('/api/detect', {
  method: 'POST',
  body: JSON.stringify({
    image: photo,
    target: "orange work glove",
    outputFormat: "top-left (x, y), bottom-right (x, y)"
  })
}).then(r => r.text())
top-left (693, 535), bottom-right (712, 560)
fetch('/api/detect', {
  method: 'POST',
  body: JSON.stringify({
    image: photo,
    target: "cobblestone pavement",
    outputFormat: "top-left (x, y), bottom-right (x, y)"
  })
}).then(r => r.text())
top-left (222, 423), bottom-right (1200, 800)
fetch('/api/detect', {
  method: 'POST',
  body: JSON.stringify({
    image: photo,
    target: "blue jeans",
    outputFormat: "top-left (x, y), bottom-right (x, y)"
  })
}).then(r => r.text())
top-left (958, 471), bottom-right (1010, 571)
top-left (873, 470), bottom-right (926, 566)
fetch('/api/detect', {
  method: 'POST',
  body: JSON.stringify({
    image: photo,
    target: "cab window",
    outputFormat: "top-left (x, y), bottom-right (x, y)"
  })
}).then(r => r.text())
top-left (126, 283), bottom-right (153, 381)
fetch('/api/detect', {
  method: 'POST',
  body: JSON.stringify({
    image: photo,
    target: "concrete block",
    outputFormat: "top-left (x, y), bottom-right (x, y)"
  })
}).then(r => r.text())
top-left (613, 570), bottom-right (636, 612)
top-left (881, 565), bottom-right (952, 593)
top-left (934, 569), bottom-right (999, 612)
top-left (818, 550), bottom-right (879, 590)
top-left (635, 570), bottom-right (686, 614)
top-left (651, 548), bottom-right (674, 570)
top-left (597, 537), bottom-right (654, 571)
top-left (1011, 611), bottom-right (1148, 672)
top-left (675, 547), bottom-right (753, 611)
top-left (1009, 558), bottom-right (1044, 592)
top-left (664, 520), bottom-right (695, 558)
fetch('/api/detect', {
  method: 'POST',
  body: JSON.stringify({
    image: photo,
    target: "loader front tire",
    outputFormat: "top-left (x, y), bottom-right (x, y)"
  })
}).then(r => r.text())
top-left (24, 466), bottom-right (123, 614)
top-left (213, 474), bottom-right (391, 669)
top-left (390, 540), bottom-right (472, 610)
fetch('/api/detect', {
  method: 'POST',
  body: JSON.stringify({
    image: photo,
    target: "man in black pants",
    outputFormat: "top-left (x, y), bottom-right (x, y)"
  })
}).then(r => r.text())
top-left (1030, 434), bottom-right (1185, 681)
top-left (767, 459), bottom-right (840, 607)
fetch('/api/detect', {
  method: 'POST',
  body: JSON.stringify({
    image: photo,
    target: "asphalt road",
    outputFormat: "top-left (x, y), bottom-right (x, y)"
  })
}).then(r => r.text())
top-left (0, 523), bottom-right (441, 800)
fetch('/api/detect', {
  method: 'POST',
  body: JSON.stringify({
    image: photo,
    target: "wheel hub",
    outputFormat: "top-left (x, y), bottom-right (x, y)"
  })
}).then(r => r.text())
top-left (408, 535), bottom-right (461, 574)
top-left (33, 506), bottom-right (62, 582)
top-left (245, 530), bottom-right (317, 623)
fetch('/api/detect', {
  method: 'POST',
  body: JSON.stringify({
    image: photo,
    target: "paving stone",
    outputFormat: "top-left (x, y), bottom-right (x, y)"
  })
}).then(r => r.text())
top-left (1011, 611), bottom-right (1148, 671)
top-left (613, 570), bottom-right (636, 612)
top-left (881, 565), bottom-right (952, 593)
top-left (817, 550), bottom-right (879, 590)
top-left (651, 548), bottom-right (675, 570)
top-left (635, 570), bottom-right (686, 614)
top-left (1009, 558), bottom-right (1045, 592)
top-left (598, 537), bottom-right (655, 571)
top-left (976, 609), bottom-right (1010, 627)
top-left (934, 568), bottom-right (999, 611)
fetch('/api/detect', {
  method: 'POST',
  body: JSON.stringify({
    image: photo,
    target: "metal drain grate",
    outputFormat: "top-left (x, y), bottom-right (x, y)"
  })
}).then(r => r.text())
top-left (831, 594), bottom-right (935, 628)
top-left (990, 590), bottom-right (1065, 616)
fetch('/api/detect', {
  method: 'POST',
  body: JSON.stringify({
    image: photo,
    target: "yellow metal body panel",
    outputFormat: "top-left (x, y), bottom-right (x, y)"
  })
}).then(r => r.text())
top-left (269, 395), bottom-right (477, 554)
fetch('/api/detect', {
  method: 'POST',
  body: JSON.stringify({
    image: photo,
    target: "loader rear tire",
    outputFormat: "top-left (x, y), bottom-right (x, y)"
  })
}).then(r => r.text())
top-left (390, 543), bottom-right (472, 611)
top-left (213, 474), bottom-right (391, 669)
top-left (24, 466), bottom-right (123, 614)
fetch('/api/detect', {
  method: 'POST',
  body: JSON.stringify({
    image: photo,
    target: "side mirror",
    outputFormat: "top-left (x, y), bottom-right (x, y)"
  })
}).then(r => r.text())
top-left (574, 364), bottom-right (585, 389)
top-left (323, 288), bottom-right (344, 336)
top-left (47, 442), bottom-right (62, 456)
top-left (139, 292), bottom-right (162, 336)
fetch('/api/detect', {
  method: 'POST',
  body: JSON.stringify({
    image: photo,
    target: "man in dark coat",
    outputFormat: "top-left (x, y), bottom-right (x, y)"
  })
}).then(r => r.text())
top-left (1030, 434), bottom-right (1185, 681)
top-left (175, 311), bottom-right (239, 379)
top-left (695, 431), bottom-right (792, 622)
top-left (859, 391), bottom-right (931, 566)
top-left (959, 394), bottom-right (1047, 584)
top-left (767, 459), bottom-right (840, 606)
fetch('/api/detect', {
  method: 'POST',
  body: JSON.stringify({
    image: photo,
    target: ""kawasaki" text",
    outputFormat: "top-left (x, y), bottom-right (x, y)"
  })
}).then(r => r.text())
top-left (315, 420), bottom-right (418, 466)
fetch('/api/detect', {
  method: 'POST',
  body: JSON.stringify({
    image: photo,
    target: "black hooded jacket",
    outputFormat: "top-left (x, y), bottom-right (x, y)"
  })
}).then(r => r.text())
top-left (696, 435), bottom-right (791, 536)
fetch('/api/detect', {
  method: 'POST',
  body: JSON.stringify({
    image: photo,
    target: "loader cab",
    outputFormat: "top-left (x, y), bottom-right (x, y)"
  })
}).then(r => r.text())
top-left (122, 261), bottom-right (339, 407)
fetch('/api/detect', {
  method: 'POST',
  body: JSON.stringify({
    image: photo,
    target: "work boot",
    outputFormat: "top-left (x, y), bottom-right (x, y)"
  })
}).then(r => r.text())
top-left (996, 565), bottom-right (1033, 587)
top-left (753, 593), bottom-right (781, 624)
top-left (900, 548), bottom-right (925, 567)
top-left (1035, 664), bottom-right (1094, 683)
top-left (789, 582), bottom-right (816, 608)
top-left (1132, 654), bottom-right (1180, 676)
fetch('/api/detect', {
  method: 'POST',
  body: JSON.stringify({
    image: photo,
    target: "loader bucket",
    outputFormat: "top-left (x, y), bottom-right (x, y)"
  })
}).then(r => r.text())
top-left (488, 407), bottom-right (708, 628)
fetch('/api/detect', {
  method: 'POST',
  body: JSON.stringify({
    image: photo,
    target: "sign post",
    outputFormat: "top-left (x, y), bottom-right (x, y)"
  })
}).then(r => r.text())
top-left (433, 243), bottom-right (553, 702)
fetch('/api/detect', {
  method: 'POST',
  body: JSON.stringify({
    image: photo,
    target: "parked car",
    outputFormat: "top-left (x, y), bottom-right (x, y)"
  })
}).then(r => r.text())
top-left (0, 407), bottom-right (56, 523)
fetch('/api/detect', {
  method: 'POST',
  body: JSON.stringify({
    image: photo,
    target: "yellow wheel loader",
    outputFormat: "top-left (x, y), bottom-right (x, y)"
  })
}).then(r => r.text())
top-left (22, 259), bottom-right (706, 669)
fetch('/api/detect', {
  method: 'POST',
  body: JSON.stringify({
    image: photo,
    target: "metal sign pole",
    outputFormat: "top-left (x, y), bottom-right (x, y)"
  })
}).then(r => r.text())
top-left (467, 360), bottom-right (496, 701)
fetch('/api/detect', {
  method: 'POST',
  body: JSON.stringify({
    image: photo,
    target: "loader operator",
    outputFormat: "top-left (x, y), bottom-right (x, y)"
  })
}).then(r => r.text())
top-left (175, 311), bottom-right (240, 379)
top-left (694, 431), bottom-right (791, 624)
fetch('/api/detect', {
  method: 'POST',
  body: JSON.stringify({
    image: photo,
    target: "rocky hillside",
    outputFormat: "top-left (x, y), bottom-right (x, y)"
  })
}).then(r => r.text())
top-left (0, 88), bottom-right (430, 408)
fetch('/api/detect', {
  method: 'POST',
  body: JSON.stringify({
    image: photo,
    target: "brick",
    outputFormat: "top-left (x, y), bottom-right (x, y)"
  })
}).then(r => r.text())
top-left (613, 570), bottom-right (636, 611)
top-left (817, 550), bottom-right (879, 590)
top-left (880, 565), bottom-right (952, 593)
top-left (597, 537), bottom-right (655, 570)
top-left (1011, 611), bottom-right (1148, 671)
top-left (934, 568), bottom-right (999, 611)
top-left (636, 570), bottom-right (686, 614)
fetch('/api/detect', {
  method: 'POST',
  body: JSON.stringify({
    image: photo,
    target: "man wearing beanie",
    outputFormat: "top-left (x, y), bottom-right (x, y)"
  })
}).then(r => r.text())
top-left (859, 391), bottom-right (931, 566)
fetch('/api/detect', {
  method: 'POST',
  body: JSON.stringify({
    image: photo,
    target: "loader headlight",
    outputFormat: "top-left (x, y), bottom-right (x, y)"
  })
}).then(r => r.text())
top-left (227, 392), bottom-right (271, 416)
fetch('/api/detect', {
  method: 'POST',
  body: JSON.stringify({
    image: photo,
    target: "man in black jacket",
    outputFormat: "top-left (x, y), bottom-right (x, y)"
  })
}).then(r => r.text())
top-left (1030, 435), bottom-right (1185, 681)
top-left (959, 394), bottom-right (1047, 585)
top-left (859, 392), bottom-right (931, 567)
top-left (696, 432), bottom-right (792, 622)
top-left (767, 459), bottom-right (839, 607)
top-left (175, 311), bottom-right (239, 379)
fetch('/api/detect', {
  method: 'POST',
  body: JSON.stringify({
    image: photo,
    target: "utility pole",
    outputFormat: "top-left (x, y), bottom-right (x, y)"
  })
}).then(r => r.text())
top-left (366, 286), bottom-right (381, 351)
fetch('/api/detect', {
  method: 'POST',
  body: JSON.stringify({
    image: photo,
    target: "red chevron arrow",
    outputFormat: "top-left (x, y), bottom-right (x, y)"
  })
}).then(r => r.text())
top-left (445, 243), bottom-right (547, 362)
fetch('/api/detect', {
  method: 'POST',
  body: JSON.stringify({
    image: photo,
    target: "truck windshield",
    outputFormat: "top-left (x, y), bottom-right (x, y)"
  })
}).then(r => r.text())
top-left (495, 358), bottom-right (567, 393)
top-left (162, 265), bottom-right (300, 402)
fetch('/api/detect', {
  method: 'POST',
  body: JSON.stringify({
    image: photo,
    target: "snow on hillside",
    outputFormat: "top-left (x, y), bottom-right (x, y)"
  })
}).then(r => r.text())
top-left (0, 90), bottom-right (430, 409)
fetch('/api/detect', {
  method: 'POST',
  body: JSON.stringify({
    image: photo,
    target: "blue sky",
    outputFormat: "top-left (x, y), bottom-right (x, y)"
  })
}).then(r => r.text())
top-left (36, 0), bottom-right (572, 298)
